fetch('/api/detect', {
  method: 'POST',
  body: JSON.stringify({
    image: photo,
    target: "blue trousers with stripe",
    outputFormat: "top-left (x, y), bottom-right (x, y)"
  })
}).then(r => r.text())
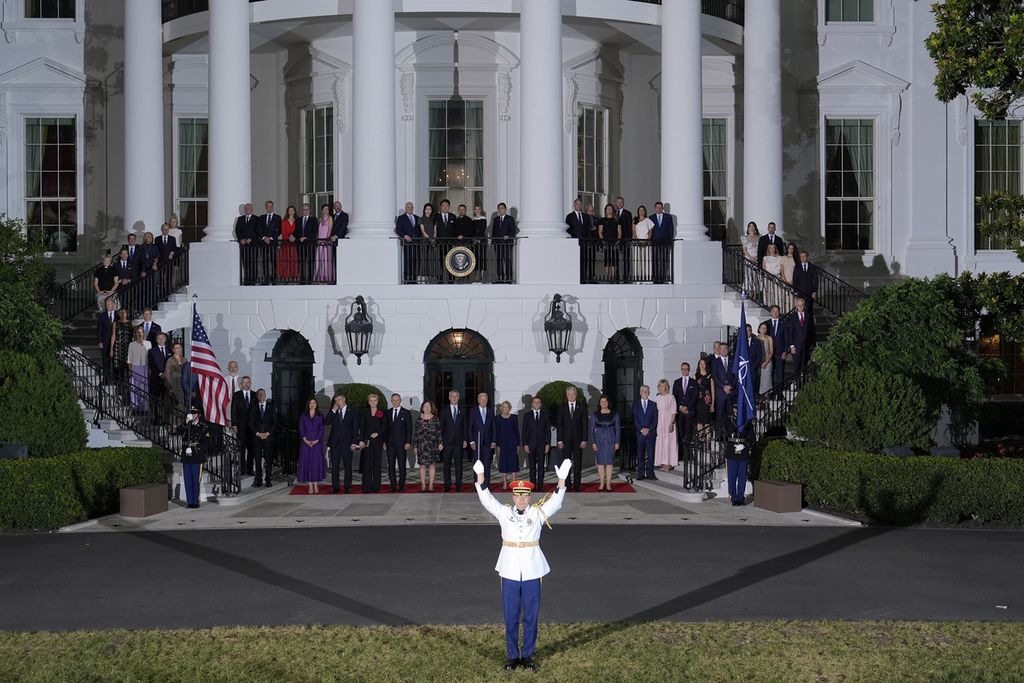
top-left (501, 577), bottom-right (541, 660)
top-left (183, 463), bottom-right (201, 506)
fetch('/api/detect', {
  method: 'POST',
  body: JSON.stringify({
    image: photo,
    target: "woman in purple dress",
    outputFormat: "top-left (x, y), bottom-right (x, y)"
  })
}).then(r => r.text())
top-left (298, 398), bottom-right (325, 493)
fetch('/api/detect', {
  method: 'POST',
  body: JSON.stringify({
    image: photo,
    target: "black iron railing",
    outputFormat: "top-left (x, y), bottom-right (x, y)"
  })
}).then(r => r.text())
top-left (239, 239), bottom-right (337, 286)
top-left (400, 238), bottom-right (518, 284)
top-left (105, 246), bottom-right (190, 320)
top-left (57, 343), bottom-right (242, 495)
top-left (579, 239), bottom-right (674, 284)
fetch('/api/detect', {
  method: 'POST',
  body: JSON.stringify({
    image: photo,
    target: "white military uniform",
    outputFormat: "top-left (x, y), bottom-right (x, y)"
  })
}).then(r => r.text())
top-left (475, 483), bottom-right (566, 581)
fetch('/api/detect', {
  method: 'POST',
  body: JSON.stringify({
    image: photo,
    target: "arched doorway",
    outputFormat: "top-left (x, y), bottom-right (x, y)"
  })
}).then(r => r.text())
top-left (603, 329), bottom-right (643, 470)
top-left (424, 329), bottom-right (495, 412)
top-left (267, 330), bottom-right (314, 426)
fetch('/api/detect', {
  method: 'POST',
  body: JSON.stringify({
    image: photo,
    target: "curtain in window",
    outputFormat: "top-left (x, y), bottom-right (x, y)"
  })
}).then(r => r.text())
top-left (179, 120), bottom-right (201, 199)
top-left (846, 121), bottom-right (873, 198)
top-left (702, 120), bottom-right (727, 197)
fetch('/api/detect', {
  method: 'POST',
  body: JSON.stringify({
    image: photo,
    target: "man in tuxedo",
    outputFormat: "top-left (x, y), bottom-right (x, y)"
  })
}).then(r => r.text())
top-left (521, 396), bottom-right (551, 492)
top-left (651, 201), bottom-right (675, 284)
top-left (147, 332), bottom-right (171, 424)
top-left (96, 297), bottom-right (117, 383)
top-left (384, 393), bottom-right (412, 492)
top-left (331, 200), bottom-right (349, 240)
top-left (782, 298), bottom-right (812, 376)
top-left (556, 385), bottom-right (589, 491)
top-left (229, 375), bottom-right (255, 476)
top-left (792, 250), bottom-right (819, 317)
top-left (756, 222), bottom-right (781, 268)
top-left (249, 388), bottom-right (276, 487)
top-left (297, 203), bottom-right (318, 284)
top-left (763, 305), bottom-right (786, 398)
top-left (139, 308), bottom-right (162, 345)
top-left (744, 323), bottom-right (765, 396)
top-left (441, 389), bottom-right (468, 492)
top-left (565, 199), bottom-right (594, 282)
top-left (434, 199), bottom-right (454, 238)
top-left (395, 201), bottom-right (420, 282)
top-left (614, 196), bottom-right (633, 281)
top-left (155, 223), bottom-right (177, 297)
top-left (326, 393), bottom-right (360, 494)
top-left (672, 362), bottom-right (699, 459)
top-left (256, 200), bottom-right (281, 284)
top-left (491, 202), bottom-right (518, 283)
top-left (632, 385), bottom-right (658, 480)
top-left (710, 342), bottom-right (736, 439)
top-left (468, 391), bottom-right (497, 489)
top-left (235, 203), bottom-right (257, 285)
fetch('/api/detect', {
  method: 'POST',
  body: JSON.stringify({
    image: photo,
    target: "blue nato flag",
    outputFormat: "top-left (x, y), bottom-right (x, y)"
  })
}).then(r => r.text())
top-left (730, 298), bottom-right (756, 434)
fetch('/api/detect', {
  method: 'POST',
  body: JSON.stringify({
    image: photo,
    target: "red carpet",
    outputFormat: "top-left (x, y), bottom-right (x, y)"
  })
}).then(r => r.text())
top-left (289, 482), bottom-right (635, 495)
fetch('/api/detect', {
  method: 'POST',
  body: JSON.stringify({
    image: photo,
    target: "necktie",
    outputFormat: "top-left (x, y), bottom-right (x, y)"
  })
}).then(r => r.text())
top-left (261, 405), bottom-right (265, 417)
top-left (800, 313), bottom-right (805, 326)
top-left (129, 247), bottom-right (134, 258)
top-left (642, 400), bottom-right (647, 413)
top-left (409, 214), bottom-right (415, 226)
top-left (266, 215), bottom-right (270, 226)
top-left (145, 323), bottom-right (150, 336)
top-left (452, 406), bottom-right (457, 419)
top-left (576, 211), bottom-right (581, 223)
top-left (342, 407), bottom-right (346, 419)
top-left (393, 408), bottom-right (398, 421)
top-left (534, 410), bottom-right (539, 421)
top-left (570, 403), bottom-right (574, 418)
top-left (683, 378), bottom-right (687, 393)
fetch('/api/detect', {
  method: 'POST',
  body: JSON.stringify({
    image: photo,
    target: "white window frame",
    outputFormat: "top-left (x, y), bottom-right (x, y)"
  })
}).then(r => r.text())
top-left (817, 0), bottom-right (896, 48)
top-left (822, 117), bottom-right (876, 252)
top-left (300, 104), bottom-right (335, 211)
top-left (1, 0), bottom-right (84, 44)
top-left (173, 116), bottom-right (209, 235)
top-left (969, 117), bottom-right (1022, 254)
top-left (702, 116), bottom-right (730, 240)
top-left (23, 114), bottom-right (78, 253)
top-left (426, 98), bottom-right (486, 212)
top-left (575, 104), bottom-right (609, 213)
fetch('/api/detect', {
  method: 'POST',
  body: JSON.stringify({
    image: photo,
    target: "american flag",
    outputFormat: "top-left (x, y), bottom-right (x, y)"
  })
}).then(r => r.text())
top-left (190, 303), bottom-right (229, 425)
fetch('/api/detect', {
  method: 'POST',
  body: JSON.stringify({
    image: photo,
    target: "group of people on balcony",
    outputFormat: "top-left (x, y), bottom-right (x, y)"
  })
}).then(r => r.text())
top-left (93, 224), bottom-right (180, 312)
top-left (235, 200), bottom-right (347, 285)
top-left (565, 196), bottom-right (676, 284)
top-left (741, 221), bottom-right (820, 313)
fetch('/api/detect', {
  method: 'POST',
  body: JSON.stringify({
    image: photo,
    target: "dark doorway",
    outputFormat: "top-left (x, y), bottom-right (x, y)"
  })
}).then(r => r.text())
top-left (602, 329), bottom-right (644, 471)
top-left (267, 330), bottom-right (314, 477)
top-left (424, 329), bottom-right (495, 413)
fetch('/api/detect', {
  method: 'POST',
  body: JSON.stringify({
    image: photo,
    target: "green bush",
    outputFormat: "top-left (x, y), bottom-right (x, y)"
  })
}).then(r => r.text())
top-left (331, 382), bottom-right (388, 410)
top-left (0, 447), bottom-right (165, 530)
top-left (0, 349), bottom-right (86, 457)
top-left (534, 381), bottom-right (587, 419)
top-left (788, 368), bottom-right (932, 452)
top-left (760, 440), bottom-right (1024, 526)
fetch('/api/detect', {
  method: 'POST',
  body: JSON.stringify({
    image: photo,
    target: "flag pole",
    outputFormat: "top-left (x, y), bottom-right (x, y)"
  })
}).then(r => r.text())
top-left (189, 295), bottom-right (198, 414)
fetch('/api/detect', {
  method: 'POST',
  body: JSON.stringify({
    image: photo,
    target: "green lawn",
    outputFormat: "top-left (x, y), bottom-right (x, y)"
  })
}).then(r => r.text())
top-left (0, 621), bottom-right (1021, 682)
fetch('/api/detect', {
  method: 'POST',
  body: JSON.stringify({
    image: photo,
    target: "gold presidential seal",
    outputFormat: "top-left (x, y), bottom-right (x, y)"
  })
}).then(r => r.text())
top-left (444, 245), bottom-right (477, 278)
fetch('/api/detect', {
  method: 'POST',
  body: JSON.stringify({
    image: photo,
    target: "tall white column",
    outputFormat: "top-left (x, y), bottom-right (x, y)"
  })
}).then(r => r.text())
top-left (660, 1), bottom-right (706, 240)
top-left (518, 0), bottom-right (564, 237)
top-left (350, 0), bottom-right (396, 237)
top-left (123, 0), bottom-right (165, 234)
top-left (205, 0), bottom-right (251, 242)
top-left (743, 0), bottom-right (783, 234)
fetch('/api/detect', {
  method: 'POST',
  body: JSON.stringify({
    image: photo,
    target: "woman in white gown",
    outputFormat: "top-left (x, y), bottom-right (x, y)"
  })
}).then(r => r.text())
top-left (762, 243), bottom-right (789, 311)
top-left (742, 221), bottom-right (760, 297)
top-left (632, 205), bottom-right (654, 282)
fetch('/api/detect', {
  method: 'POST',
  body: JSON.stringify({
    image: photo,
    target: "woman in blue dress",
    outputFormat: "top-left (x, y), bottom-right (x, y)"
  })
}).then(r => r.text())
top-left (298, 398), bottom-right (325, 493)
top-left (591, 395), bottom-right (621, 491)
top-left (494, 400), bottom-right (521, 490)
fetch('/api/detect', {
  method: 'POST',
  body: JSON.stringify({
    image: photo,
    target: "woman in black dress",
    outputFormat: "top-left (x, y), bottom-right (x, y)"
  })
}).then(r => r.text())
top-left (693, 356), bottom-right (715, 439)
top-left (111, 308), bottom-right (133, 390)
top-left (359, 393), bottom-right (387, 493)
top-left (597, 203), bottom-right (620, 280)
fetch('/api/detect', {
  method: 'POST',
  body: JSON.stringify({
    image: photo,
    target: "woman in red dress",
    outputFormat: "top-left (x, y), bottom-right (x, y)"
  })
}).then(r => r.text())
top-left (277, 205), bottom-right (299, 282)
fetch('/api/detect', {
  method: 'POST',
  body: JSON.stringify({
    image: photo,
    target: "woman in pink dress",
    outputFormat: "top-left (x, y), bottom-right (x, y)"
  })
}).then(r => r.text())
top-left (653, 378), bottom-right (678, 471)
top-left (315, 203), bottom-right (333, 283)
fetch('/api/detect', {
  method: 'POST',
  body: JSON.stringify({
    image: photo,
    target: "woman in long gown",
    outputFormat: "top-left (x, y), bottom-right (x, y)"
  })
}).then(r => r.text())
top-left (126, 326), bottom-right (151, 413)
top-left (413, 400), bottom-right (443, 492)
top-left (693, 358), bottom-right (715, 443)
top-left (298, 398), bottom-right (325, 493)
top-left (742, 221), bottom-right (760, 296)
top-left (315, 203), bottom-right (333, 283)
top-left (494, 400), bottom-right (520, 490)
top-left (164, 341), bottom-right (186, 424)
top-left (597, 203), bottom-right (620, 280)
top-left (591, 395), bottom-right (621, 491)
top-left (781, 241), bottom-right (798, 286)
top-left (419, 203), bottom-right (435, 280)
top-left (277, 205), bottom-right (299, 282)
top-left (762, 243), bottom-right (789, 311)
top-left (633, 205), bottom-right (653, 282)
top-left (111, 307), bottom-right (133, 393)
top-left (757, 322), bottom-right (775, 403)
top-left (652, 379), bottom-right (678, 472)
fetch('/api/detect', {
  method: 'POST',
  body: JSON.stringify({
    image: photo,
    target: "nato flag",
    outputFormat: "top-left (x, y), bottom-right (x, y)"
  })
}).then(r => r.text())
top-left (730, 299), bottom-right (756, 434)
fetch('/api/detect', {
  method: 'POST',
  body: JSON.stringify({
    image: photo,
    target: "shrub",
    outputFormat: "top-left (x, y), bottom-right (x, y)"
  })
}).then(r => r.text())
top-left (0, 349), bottom-right (86, 457)
top-left (0, 447), bottom-right (165, 530)
top-left (331, 382), bottom-right (388, 410)
top-left (788, 367), bottom-right (932, 452)
top-left (760, 440), bottom-right (1024, 526)
top-left (534, 381), bottom-right (587, 419)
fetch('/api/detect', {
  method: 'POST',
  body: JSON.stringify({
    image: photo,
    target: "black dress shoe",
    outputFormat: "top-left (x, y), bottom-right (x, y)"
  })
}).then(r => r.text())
top-left (265, 481), bottom-right (272, 487)
top-left (443, 486), bottom-right (450, 493)
top-left (251, 481), bottom-right (262, 488)
top-left (636, 475), bottom-right (646, 481)
top-left (504, 660), bottom-right (519, 671)
top-left (648, 474), bottom-right (658, 481)
top-left (332, 488), bottom-right (340, 494)
top-left (520, 657), bottom-right (537, 672)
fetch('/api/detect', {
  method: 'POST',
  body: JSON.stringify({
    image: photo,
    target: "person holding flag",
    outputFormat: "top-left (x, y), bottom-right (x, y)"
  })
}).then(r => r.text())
top-left (727, 298), bottom-right (757, 506)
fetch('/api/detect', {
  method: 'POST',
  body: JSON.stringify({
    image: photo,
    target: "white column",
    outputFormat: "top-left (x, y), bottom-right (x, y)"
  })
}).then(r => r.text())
top-left (743, 0), bottom-right (783, 234)
top-left (123, 0), bottom-right (165, 233)
top-left (205, 0), bottom-right (251, 242)
top-left (661, 0), bottom-right (706, 240)
top-left (518, 0), bottom-right (564, 237)
top-left (350, 0), bottom-right (396, 237)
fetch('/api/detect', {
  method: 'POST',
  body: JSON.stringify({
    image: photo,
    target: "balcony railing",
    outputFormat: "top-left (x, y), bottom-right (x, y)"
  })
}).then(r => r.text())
top-left (239, 239), bottom-right (337, 286)
top-left (400, 237), bottom-right (518, 284)
top-left (578, 239), bottom-right (674, 284)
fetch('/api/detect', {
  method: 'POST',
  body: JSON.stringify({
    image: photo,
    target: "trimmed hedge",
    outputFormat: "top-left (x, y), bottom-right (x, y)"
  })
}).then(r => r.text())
top-left (760, 440), bottom-right (1024, 526)
top-left (0, 349), bottom-right (86, 457)
top-left (0, 447), bottom-right (165, 530)
top-left (534, 381), bottom-right (588, 419)
top-left (331, 383), bottom-right (388, 410)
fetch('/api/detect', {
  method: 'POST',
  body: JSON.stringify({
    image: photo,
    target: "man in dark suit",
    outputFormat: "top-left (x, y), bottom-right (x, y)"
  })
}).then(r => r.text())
top-left (763, 305), bottom-right (786, 398)
top-left (395, 201), bottom-right (420, 282)
top-left (556, 385), bottom-right (589, 491)
top-left (491, 202), bottom-right (518, 283)
top-left (384, 393), bottom-right (413, 492)
top-left (434, 199), bottom-right (455, 238)
top-left (792, 250), bottom-right (819, 317)
top-left (744, 323), bottom-right (764, 396)
top-left (234, 203), bottom-right (257, 285)
top-left (248, 388), bottom-right (277, 487)
top-left (710, 342), bottom-right (735, 439)
top-left (297, 203), bottom-right (319, 284)
top-left (521, 396), bottom-right (551, 492)
top-left (632, 385), bottom-right (658, 480)
top-left (468, 391), bottom-right (496, 489)
top-left (230, 376), bottom-right (256, 476)
top-left (139, 308), bottom-right (162, 345)
top-left (650, 201), bottom-right (675, 284)
top-left (672, 362), bottom-right (699, 459)
top-left (96, 297), bottom-right (117, 383)
top-left (326, 393), bottom-right (359, 493)
top-left (148, 332), bottom-right (171, 423)
top-left (440, 389), bottom-right (468, 491)
top-left (156, 223), bottom-right (177, 264)
top-left (614, 196), bottom-right (633, 281)
top-left (782, 298), bottom-right (812, 376)
top-left (113, 247), bottom-right (138, 311)
top-left (331, 200), bottom-right (349, 240)
top-left (756, 222), bottom-right (781, 268)
top-left (123, 234), bottom-right (142, 272)
top-left (565, 199), bottom-right (594, 282)
top-left (256, 200), bottom-right (281, 284)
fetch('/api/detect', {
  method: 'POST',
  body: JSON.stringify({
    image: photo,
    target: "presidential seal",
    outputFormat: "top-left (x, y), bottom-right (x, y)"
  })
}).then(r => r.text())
top-left (444, 245), bottom-right (477, 278)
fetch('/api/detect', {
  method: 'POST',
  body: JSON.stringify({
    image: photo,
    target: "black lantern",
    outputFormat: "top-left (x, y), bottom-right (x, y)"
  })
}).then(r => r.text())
top-left (344, 296), bottom-right (373, 365)
top-left (543, 293), bottom-right (572, 363)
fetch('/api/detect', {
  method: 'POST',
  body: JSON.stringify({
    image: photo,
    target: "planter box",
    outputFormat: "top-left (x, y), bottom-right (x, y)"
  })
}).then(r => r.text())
top-left (120, 482), bottom-right (167, 517)
top-left (754, 480), bottom-right (802, 513)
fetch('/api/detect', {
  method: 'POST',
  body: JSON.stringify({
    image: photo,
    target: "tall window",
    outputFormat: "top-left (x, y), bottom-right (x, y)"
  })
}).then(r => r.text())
top-left (301, 106), bottom-right (334, 211)
top-left (177, 117), bottom-right (208, 243)
top-left (428, 100), bottom-right (484, 211)
top-left (825, 0), bottom-right (872, 22)
top-left (25, 0), bottom-right (75, 18)
top-left (975, 119), bottom-right (1020, 251)
top-left (702, 118), bottom-right (728, 241)
top-left (25, 117), bottom-right (76, 252)
top-left (577, 106), bottom-right (607, 212)
top-left (825, 118), bottom-right (874, 250)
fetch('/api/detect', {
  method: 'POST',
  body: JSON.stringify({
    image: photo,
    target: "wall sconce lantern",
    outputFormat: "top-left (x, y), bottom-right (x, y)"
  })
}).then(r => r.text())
top-left (543, 293), bottom-right (572, 363)
top-left (344, 295), bottom-right (373, 365)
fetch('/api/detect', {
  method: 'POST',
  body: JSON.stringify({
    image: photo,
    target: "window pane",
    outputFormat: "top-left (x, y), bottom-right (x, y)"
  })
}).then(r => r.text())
top-left (466, 101), bottom-right (483, 129)
top-left (447, 104), bottom-right (464, 128)
top-left (429, 102), bottom-right (446, 129)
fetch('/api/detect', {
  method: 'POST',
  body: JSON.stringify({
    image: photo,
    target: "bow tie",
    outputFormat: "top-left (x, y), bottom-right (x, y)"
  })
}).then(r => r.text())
top-left (515, 509), bottom-right (525, 516)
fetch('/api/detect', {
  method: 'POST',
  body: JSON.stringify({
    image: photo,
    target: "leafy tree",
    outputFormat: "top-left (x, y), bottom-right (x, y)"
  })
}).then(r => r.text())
top-left (0, 215), bottom-right (61, 357)
top-left (0, 350), bottom-right (87, 456)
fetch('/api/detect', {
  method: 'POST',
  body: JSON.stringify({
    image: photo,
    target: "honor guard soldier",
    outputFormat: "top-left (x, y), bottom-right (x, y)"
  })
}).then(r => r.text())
top-left (473, 456), bottom-right (573, 672)
top-left (179, 407), bottom-right (214, 509)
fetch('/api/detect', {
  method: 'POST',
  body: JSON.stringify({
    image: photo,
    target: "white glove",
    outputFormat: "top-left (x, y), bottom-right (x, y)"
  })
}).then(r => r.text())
top-left (555, 459), bottom-right (572, 480)
top-left (472, 459), bottom-right (485, 476)
top-left (185, 447), bottom-right (193, 456)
